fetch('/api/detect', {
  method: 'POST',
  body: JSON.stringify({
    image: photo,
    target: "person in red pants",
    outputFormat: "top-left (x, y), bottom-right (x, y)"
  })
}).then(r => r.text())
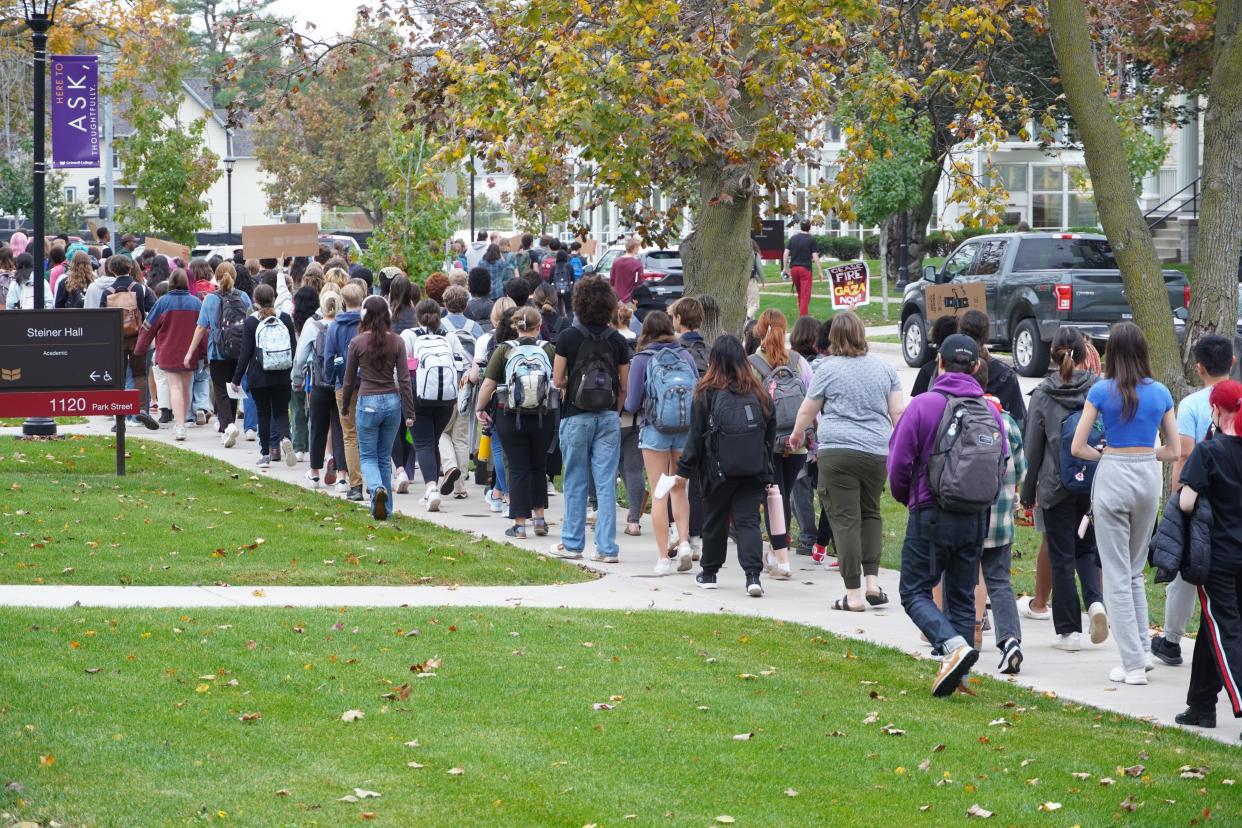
top-left (782, 220), bottom-right (820, 318)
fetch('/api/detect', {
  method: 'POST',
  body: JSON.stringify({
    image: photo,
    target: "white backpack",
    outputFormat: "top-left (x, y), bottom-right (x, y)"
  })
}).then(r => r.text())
top-left (405, 328), bottom-right (460, 402)
top-left (255, 315), bottom-right (293, 371)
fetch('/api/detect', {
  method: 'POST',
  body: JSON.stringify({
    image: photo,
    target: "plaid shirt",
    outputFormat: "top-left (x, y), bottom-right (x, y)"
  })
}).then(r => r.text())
top-left (986, 409), bottom-right (1027, 549)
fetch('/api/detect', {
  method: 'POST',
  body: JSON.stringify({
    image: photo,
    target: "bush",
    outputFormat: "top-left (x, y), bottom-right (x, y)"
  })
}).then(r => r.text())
top-left (922, 230), bottom-right (954, 257)
top-left (862, 233), bottom-right (880, 258)
top-left (1067, 225), bottom-right (1103, 234)
top-left (813, 234), bottom-right (835, 256)
top-left (830, 236), bottom-right (863, 261)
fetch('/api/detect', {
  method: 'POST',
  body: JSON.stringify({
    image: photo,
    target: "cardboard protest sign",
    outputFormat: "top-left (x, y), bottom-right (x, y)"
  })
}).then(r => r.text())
top-left (144, 237), bottom-right (190, 264)
top-left (507, 233), bottom-right (526, 253)
top-left (579, 239), bottom-right (597, 259)
top-left (925, 282), bottom-right (987, 320)
top-left (828, 261), bottom-right (871, 310)
top-left (242, 223), bottom-right (319, 259)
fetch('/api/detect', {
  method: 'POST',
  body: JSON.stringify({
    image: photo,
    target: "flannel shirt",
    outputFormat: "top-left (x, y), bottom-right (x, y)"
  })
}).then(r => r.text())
top-left (986, 409), bottom-right (1027, 549)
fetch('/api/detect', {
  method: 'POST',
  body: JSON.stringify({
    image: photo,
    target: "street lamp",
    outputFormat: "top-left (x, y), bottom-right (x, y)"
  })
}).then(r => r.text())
top-left (223, 155), bottom-right (236, 239)
top-left (21, 0), bottom-right (61, 439)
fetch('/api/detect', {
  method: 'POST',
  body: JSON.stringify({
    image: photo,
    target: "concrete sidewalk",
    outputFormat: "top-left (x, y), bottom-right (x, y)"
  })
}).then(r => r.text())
top-left (2, 416), bottom-right (1236, 744)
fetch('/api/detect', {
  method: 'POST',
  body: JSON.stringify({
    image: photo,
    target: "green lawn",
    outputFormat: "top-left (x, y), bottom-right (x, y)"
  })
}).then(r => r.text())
top-left (0, 437), bottom-right (590, 587)
top-left (0, 417), bottom-right (88, 426)
top-left (757, 260), bottom-right (914, 326)
top-left (2, 608), bottom-right (1237, 828)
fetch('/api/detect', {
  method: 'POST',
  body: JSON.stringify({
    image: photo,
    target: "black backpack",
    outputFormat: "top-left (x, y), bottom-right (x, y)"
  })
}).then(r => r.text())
top-left (214, 291), bottom-right (248, 361)
top-left (681, 336), bottom-right (709, 375)
top-left (705, 389), bottom-right (770, 481)
top-left (552, 261), bottom-right (574, 295)
top-left (569, 321), bottom-right (619, 411)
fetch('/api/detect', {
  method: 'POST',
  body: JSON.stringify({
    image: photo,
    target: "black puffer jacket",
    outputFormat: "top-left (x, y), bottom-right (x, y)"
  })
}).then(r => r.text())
top-left (1149, 492), bottom-right (1213, 586)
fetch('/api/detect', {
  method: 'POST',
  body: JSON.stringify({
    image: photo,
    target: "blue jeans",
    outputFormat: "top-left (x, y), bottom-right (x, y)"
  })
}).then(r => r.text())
top-left (242, 376), bottom-right (257, 433)
top-left (898, 506), bottom-right (985, 651)
top-left (492, 442), bottom-right (508, 495)
top-left (559, 411), bottom-right (621, 556)
top-left (191, 364), bottom-right (212, 414)
top-left (356, 393), bottom-right (402, 508)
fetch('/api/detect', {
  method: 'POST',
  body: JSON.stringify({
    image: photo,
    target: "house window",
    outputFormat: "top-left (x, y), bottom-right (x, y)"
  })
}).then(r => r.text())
top-left (988, 164), bottom-right (1027, 194)
top-left (1031, 166), bottom-right (1064, 229)
top-left (64, 187), bottom-right (76, 202)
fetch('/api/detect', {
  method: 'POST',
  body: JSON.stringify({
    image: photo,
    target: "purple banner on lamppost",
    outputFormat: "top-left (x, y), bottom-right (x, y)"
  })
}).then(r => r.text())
top-left (50, 55), bottom-right (99, 169)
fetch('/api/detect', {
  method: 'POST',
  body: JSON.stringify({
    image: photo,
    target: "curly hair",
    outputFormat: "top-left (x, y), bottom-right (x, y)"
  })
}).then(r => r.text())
top-left (571, 276), bottom-right (618, 327)
top-left (423, 271), bottom-right (450, 304)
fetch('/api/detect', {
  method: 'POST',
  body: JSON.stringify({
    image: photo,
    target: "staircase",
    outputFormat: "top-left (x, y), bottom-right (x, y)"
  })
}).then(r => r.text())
top-left (1152, 219), bottom-right (1183, 263)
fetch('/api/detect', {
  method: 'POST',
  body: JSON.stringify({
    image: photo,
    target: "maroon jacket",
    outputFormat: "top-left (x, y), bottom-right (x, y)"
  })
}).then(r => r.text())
top-left (135, 289), bottom-right (205, 370)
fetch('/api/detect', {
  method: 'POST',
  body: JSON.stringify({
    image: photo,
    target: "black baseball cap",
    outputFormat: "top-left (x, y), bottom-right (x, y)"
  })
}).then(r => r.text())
top-left (939, 334), bottom-right (979, 368)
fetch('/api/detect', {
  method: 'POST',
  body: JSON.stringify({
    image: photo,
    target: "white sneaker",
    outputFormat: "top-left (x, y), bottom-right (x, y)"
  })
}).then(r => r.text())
top-left (280, 438), bottom-right (296, 467)
top-left (771, 561), bottom-right (792, 580)
top-left (1145, 652), bottom-right (1155, 672)
top-left (1053, 632), bottom-right (1082, 652)
top-left (1109, 666), bottom-right (1148, 685)
top-left (425, 483), bottom-right (441, 512)
top-left (675, 542), bottom-right (694, 572)
top-left (304, 470), bottom-right (320, 488)
top-left (485, 489), bottom-right (503, 513)
top-left (653, 557), bottom-right (676, 576)
top-left (762, 549), bottom-right (776, 574)
top-left (244, 428), bottom-right (257, 442)
top-left (394, 467), bottom-right (410, 494)
top-left (295, 451), bottom-right (305, 463)
top-left (222, 423), bottom-right (240, 448)
top-left (1087, 601), bottom-right (1109, 644)
top-left (689, 536), bottom-right (702, 561)
top-left (335, 478), bottom-right (349, 492)
top-left (174, 426), bottom-right (186, 441)
top-left (1018, 596), bottom-right (1051, 621)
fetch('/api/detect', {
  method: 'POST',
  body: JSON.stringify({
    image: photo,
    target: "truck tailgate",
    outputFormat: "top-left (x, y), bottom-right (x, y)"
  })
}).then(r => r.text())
top-left (1068, 269), bottom-right (1186, 321)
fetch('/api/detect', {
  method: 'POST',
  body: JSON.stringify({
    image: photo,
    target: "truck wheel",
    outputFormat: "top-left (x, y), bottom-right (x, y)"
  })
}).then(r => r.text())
top-left (902, 313), bottom-right (930, 368)
top-left (1012, 318), bottom-right (1051, 377)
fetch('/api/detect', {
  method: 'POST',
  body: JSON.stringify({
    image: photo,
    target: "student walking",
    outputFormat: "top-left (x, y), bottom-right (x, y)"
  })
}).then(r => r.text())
top-left (293, 288), bottom-right (346, 488)
top-left (1021, 327), bottom-right (1107, 653)
top-left (1174, 380), bottom-right (1242, 734)
top-left (749, 309), bottom-right (812, 576)
top-left (676, 334), bottom-right (775, 597)
top-left (787, 315), bottom-right (822, 557)
top-left (185, 262), bottom-right (251, 447)
top-left (550, 276), bottom-right (630, 561)
top-left (323, 283), bottom-right (366, 501)
top-left (790, 310), bottom-right (902, 608)
top-left (1071, 322), bottom-right (1180, 685)
top-left (889, 335), bottom-right (1008, 696)
top-left (340, 296), bottom-right (416, 520)
top-left (475, 306), bottom-right (558, 538)
top-left (1153, 335), bottom-right (1236, 667)
top-left (782, 220), bottom-right (819, 318)
top-left (982, 387), bottom-right (1027, 674)
top-left (670, 297), bottom-right (710, 556)
top-left (135, 269), bottom-right (203, 441)
top-left (625, 310), bottom-right (699, 574)
top-left (100, 256), bottom-right (159, 430)
top-left (230, 284), bottom-right (298, 468)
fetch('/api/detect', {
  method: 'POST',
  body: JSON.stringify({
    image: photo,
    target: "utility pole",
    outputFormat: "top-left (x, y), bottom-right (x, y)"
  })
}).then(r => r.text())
top-left (101, 43), bottom-right (115, 224)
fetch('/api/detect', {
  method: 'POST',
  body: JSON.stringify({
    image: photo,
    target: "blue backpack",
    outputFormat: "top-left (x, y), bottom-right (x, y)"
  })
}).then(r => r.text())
top-left (1059, 407), bottom-right (1104, 494)
top-left (643, 346), bottom-right (696, 434)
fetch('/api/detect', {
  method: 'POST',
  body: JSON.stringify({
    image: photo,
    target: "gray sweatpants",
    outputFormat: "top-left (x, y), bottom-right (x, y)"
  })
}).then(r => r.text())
top-left (1162, 574), bottom-right (1197, 644)
top-left (982, 543), bottom-right (1022, 646)
top-left (1091, 452), bottom-right (1160, 673)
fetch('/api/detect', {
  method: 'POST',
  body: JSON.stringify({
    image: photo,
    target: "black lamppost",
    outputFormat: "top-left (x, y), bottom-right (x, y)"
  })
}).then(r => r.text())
top-left (223, 155), bottom-right (235, 239)
top-left (21, 0), bottom-right (61, 439)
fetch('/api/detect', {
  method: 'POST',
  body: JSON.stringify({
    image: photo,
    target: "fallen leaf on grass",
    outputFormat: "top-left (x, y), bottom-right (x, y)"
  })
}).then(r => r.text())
top-left (38, 754), bottom-right (54, 767)
top-left (918, 759), bottom-right (932, 772)
top-left (1099, 777), bottom-right (1115, 786)
top-left (715, 817), bottom-right (735, 825)
top-left (1178, 766), bottom-right (1208, 779)
top-left (862, 711), bottom-right (879, 724)
top-left (1119, 795), bottom-right (1138, 813)
top-left (360, 813), bottom-right (376, 821)
top-left (407, 762), bottom-right (424, 769)
top-left (238, 711), bottom-right (262, 723)
top-left (403, 740), bottom-right (420, 748)
top-left (932, 743), bottom-right (946, 753)
top-left (738, 673), bottom-right (758, 680)
top-left (1123, 764), bottom-right (1145, 778)
top-left (1038, 802), bottom-right (1061, 812)
top-left (988, 718), bottom-right (1012, 727)
top-left (966, 803), bottom-right (993, 819)
top-left (381, 684), bottom-right (412, 701)
top-left (447, 767), bottom-right (465, 776)
top-left (275, 789), bottom-right (290, 797)
top-left (1071, 772), bottom-right (1091, 780)
top-left (1223, 779), bottom-right (1235, 786)
top-left (784, 788), bottom-right (798, 797)
top-left (352, 788), bottom-right (381, 799)
top-left (880, 724), bottom-right (905, 736)
top-left (592, 703), bottom-right (615, 711)
top-left (732, 733), bottom-right (753, 741)
top-left (84, 667), bottom-right (101, 674)
top-left (340, 709), bottom-right (365, 722)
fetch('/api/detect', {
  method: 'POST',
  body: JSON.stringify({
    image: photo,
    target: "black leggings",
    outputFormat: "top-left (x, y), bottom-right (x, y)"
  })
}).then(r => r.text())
top-left (209, 359), bottom-right (238, 430)
top-left (701, 478), bottom-right (765, 576)
top-left (411, 402), bottom-right (454, 483)
top-left (308, 385), bottom-right (345, 471)
top-left (764, 452), bottom-right (806, 549)
top-left (249, 385), bottom-right (291, 455)
top-left (494, 411), bottom-right (554, 519)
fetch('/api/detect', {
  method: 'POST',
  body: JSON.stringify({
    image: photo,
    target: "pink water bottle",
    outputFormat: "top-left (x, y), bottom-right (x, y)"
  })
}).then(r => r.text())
top-left (766, 485), bottom-right (786, 536)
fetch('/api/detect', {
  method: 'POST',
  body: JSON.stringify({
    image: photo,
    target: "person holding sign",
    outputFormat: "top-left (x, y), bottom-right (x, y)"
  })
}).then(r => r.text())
top-left (782, 220), bottom-right (820, 318)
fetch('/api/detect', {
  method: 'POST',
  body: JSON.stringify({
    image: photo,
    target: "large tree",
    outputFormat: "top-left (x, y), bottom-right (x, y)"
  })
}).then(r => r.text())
top-left (1047, 0), bottom-right (1185, 395)
top-left (172, 0), bottom-right (289, 106)
top-left (390, 0), bottom-right (872, 333)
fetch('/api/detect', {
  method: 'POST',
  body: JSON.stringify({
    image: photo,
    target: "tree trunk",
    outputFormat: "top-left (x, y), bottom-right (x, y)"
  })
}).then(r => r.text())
top-left (1048, 0), bottom-right (1185, 397)
top-left (883, 153), bottom-right (942, 285)
top-left (1185, 0), bottom-right (1242, 373)
top-left (682, 166), bottom-right (757, 339)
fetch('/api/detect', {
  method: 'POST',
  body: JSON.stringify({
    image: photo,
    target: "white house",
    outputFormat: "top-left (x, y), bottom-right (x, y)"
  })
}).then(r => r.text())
top-left (60, 78), bottom-right (321, 238)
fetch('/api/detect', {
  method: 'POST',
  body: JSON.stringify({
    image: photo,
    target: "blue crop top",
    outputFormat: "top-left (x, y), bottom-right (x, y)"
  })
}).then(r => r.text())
top-left (1085, 378), bottom-right (1173, 449)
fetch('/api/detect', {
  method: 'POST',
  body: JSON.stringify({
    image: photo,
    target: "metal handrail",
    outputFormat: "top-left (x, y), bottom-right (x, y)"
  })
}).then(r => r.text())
top-left (1145, 177), bottom-right (1199, 230)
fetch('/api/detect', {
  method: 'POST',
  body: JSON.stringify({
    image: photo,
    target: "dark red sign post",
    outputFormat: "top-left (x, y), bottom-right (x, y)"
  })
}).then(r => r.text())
top-left (0, 309), bottom-right (132, 475)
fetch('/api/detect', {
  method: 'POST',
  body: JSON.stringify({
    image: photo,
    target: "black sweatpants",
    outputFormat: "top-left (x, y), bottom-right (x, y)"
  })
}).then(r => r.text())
top-left (1187, 558), bottom-right (1242, 718)
top-left (308, 385), bottom-right (345, 471)
top-left (209, 359), bottom-right (238, 430)
top-left (249, 384), bottom-right (291, 456)
top-left (1042, 495), bottom-right (1103, 635)
top-left (700, 477), bottom-right (765, 577)
top-left (411, 402), bottom-right (454, 483)
top-left (494, 411), bottom-right (554, 520)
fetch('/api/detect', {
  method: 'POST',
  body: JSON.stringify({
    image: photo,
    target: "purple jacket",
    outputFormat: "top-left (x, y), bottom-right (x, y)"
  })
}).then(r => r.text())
top-left (887, 371), bottom-right (1008, 510)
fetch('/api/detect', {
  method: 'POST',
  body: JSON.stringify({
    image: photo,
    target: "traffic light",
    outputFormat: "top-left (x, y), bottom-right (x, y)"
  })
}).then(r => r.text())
top-left (88, 176), bottom-right (100, 205)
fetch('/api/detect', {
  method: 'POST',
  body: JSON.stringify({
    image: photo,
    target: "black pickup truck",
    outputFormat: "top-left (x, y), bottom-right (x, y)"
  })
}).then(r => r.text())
top-left (899, 232), bottom-right (1189, 376)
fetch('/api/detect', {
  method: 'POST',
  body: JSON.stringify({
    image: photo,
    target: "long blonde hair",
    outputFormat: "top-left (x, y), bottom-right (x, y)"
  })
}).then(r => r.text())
top-left (756, 308), bottom-right (790, 366)
top-left (64, 250), bottom-right (94, 295)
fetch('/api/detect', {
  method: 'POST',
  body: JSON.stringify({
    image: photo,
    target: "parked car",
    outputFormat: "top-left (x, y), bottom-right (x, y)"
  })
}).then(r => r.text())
top-left (900, 232), bottom-right (1189, 376)
top-left (582, 246), bottom-right (685, 305)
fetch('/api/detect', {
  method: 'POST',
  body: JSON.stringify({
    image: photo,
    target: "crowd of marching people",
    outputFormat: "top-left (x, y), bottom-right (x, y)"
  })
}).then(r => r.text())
top-left (2, 227), bottom-right (1238, 730)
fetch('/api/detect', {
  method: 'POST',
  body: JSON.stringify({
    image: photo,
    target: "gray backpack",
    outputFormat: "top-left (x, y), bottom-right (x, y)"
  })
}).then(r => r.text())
top-left (749, 352), bottom-right (806, 443)
top-left (923, 391), bottom-right (1006, 513)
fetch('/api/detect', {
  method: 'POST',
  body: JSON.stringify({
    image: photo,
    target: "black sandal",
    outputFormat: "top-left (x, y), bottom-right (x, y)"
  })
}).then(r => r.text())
top-left (866, 590), bottom-right (889, 606)
top-left (832, 596), bottom-right (865, 612)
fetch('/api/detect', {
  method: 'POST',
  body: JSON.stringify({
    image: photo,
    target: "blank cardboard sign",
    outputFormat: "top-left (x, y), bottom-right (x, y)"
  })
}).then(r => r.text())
top-left (242, 223), bottom-right (319, 259)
